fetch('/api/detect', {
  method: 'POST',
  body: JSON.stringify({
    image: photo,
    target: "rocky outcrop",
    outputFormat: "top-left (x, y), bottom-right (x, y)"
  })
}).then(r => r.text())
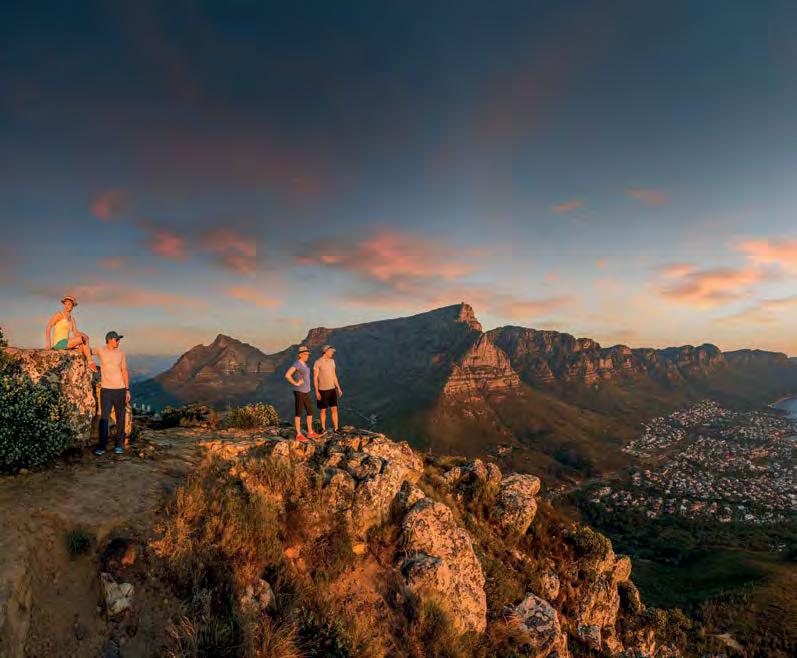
top-left (493, 473), bottom-right (541, 535)
top-left (3, 349), bottom-right (96, 446)
top-left (505, 593), bottom-right (569, 657)
top-left (399, 498), bottom-right (487, 633)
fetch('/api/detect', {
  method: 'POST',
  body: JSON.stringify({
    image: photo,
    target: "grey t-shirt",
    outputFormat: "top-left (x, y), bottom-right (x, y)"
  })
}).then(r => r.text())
top-left (291, 360), bottom-right (311, 393)
top-left (313, 357), bottom-right (337, 391)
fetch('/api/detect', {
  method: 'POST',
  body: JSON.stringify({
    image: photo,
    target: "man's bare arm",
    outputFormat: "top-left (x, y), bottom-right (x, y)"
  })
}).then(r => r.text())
top-left (44, 313), bottom-right (58, 348)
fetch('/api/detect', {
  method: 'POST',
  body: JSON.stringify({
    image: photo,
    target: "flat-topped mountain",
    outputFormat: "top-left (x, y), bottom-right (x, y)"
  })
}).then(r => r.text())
top-left (134, 303), bottom-right (797, 479)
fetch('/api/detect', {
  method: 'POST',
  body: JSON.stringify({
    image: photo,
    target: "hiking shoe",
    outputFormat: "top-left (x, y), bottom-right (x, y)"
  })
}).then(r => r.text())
top-left (295, 434), bottom-right (309, 443)
top-left (306, 431), bottom-right (321, 440)
top-left (113, 447), bottom-right (125, 455)
top-left (334, 428), bottom-right (344, 435)
top-left (93, 448), bottom-right (106, 456)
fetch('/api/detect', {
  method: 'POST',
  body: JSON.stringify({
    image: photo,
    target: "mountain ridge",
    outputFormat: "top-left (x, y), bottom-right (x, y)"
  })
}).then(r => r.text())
top-left (133, 303), bottom-right (797, 478)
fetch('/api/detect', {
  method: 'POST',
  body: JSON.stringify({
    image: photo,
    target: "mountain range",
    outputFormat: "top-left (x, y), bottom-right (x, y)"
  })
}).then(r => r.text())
top-left (134, 303), bottom-right (797, 480)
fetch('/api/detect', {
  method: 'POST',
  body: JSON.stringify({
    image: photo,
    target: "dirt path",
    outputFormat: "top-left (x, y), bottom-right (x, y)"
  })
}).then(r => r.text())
top-left (0, 426), bottom-right (250, 658)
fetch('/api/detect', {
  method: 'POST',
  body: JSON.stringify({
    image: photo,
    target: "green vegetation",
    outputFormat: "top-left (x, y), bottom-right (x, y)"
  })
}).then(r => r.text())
top-left (225, 402), bottom-right (279, 429)
top-left (0, 326), bottom-right (7, 348)
top-left (568, 525), bottom-right (613, 563)
top-left (66, 528), bottom-right (94, 557)
top-left (0, 349), bottom-right (76, 471)
top-left (161, 403), bottom-right (213, 428)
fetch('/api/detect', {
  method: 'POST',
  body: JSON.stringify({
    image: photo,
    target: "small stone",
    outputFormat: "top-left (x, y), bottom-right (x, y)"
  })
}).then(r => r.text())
top-left (284, 546), bottom-right (300, 559)
top-left (352, 542), bottom-right (367, 556)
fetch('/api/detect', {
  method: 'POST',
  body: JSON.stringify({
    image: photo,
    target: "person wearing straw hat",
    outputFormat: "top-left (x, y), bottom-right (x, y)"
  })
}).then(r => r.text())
top-left (44, 295), bottom-right (98, 372)
top-left (284, 345), bottom-right (320, 442)
top-left (313, 344), bottom-right (343, 434)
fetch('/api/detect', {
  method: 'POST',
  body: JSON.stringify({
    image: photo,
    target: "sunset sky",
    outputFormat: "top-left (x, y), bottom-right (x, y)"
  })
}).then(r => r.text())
top-left (1, 1), bottom-right (796, 357)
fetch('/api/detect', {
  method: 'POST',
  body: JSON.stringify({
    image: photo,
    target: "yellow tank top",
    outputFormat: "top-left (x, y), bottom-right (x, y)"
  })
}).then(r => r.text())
top-left (53, 314), bottom-right (71, 344)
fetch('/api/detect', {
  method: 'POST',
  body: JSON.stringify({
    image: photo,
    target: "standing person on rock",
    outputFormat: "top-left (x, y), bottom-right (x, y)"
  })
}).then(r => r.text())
top-left (45, 295), bottom-right (98, 372)
top-left (92, 331), bottom-right (130, 456)
top-left (314, 344), bottom-right (343, 435)
top-left (284, 345), bottom-right (320, 442)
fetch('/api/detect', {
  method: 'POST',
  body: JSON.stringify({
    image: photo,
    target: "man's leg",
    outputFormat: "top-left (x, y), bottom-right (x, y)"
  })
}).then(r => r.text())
top-left (331, 405), bottom-right (339, 431)
top-left (113, 390), bottom-right (126, 449)
top-left (294, 416), bottom-right (302, 434)
top-left (319, 407), bottom-right (327, 431)
top-left (97, 389), bottom-right (112, 451)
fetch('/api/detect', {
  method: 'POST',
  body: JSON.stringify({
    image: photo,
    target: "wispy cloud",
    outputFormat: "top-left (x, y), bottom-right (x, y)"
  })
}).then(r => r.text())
top-left (735, 237), bottom-right (797, 275)
top-left (91, 188), bottom-right (129, 221)
top-left (660, 266), bottom-right (762, 308)
top-left (32, 283), bottom-right (206, 310)
top-left (202, 229), bottom-right (257, 276)
top-left (725, 296), bottom-right (797, 324)
top-left (626, 187), bottom-right (667, 206)
top-left (146, 226), bottom-right (186, 260)
top-left (550, 199), bottom-right (584, 214)
top-left (298, 230), bottom-right (481, 292)
top-left (225, 286), bottom-right (281, 309)
top-left (658, 262), bottom-right (695, 278)
top-left (98, 257), bottom-right (126, 271)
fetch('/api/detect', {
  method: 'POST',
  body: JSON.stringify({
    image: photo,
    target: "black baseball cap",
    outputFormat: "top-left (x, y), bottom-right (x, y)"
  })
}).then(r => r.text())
top-left (105, 331), bottom-right (124, 342)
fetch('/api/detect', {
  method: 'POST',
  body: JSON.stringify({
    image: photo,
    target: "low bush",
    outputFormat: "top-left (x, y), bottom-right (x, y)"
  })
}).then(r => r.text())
top-left (0, 355), bottom-right (76, 471)
top-left (66, 528), bottom-right (94, 557)
top-left (161, 403), bottom-right (213, 428)
top-left (225, 402), bottom-right (279, 429)
top-left (569, 525), bottom-right (613, 563)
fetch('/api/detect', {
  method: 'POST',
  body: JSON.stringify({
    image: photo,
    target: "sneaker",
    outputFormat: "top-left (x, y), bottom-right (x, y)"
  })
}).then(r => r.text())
top-left (113, 447), bottom-right (125, 455)
top-left (93, 448), bottom-right (106, 456)
top-left (334, 428), bottom-right (344, 435)
top-left (295, 434), bottom-right (309, 443)
top-left (306, 431), bottom-right (321, 440)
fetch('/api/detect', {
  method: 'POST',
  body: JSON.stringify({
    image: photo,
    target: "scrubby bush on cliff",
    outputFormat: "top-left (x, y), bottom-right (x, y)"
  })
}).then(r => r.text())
top-left (225, 402), bottom-right (279, 429)
top-left (161, 403), bottom-right (213, 428)
top-left (569, 525), bottom-right (613, 562)
top-left (0, 326), bottom-right (7, 348)
top-left (0, 357), bottom-right (76, 471)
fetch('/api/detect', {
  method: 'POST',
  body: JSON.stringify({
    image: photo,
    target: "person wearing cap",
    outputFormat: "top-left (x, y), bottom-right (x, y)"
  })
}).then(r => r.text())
top-left (284, 345), bottom-right (320, 442)
top-left (313, 344), bottom-right (343, 434)
top-left (45, 295), bottom-right (98, 372)
top-left (91, 331), bottom-right (130, 455)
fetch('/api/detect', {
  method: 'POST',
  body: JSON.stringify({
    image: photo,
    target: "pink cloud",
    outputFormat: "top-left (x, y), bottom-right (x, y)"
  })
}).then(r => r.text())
top-left (91, 188), bottom-right (129, 221)
top-left (300, 231), bottom-right (480, 291)
top-left (225, 286), bottom-right (281, 309)
top-left (550, 199), bottom-right (585, 214)
top-left (659, 263), bottom-right (695, 278)
top-left (202, 228), bottom-right (257, 276)
top-left (736, 237), bottom-right (797, 274)
top-left (626, 187), bottom-right (668, 206)
top-left (660, 266), bottom-right (763, 308)
top-left (596, 259), bottom-right (607, 269)
top-left (147, 227), bottom-right (186, 260)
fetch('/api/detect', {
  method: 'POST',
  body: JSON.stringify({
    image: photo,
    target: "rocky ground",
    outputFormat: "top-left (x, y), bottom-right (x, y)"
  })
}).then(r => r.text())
top-left (0, 423), bottom-right (726, 658)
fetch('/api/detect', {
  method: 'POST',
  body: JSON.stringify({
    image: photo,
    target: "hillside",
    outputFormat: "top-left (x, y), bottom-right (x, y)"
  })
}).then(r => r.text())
top-left (134, 304), bottom-right (797, 480)
top-left (2, 421), bottom-right (734, 657)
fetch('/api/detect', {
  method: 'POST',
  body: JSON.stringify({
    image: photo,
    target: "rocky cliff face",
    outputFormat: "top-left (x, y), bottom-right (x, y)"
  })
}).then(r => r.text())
top-left (3, 349), bottom-right (96, 446)
top-left (487, 326), bottom-right (730, 387)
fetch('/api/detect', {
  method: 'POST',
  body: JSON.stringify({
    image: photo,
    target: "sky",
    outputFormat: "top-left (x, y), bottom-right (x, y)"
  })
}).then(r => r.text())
top-left (1, 0), bottom-right (796, 357)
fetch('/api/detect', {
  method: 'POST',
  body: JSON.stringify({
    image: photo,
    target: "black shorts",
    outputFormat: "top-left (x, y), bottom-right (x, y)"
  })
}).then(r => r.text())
top-left (317, 388), bottom-right (338, 410)
top-left (294, 391), bottom-right (312, 416)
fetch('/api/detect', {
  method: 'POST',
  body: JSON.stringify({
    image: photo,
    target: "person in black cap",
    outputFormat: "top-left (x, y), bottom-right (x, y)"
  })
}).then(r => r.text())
top-left (91, 331), bottom-right (130, 455)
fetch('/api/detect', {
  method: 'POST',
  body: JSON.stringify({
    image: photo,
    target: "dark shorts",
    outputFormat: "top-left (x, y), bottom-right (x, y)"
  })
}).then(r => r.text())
top-left (317, 388), bottom-right (338, 410)
top-left (294, 391), bottom-right (312, 416)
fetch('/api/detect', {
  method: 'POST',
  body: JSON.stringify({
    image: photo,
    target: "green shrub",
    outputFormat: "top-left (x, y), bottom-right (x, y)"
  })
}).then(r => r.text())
top-left (66, 528), bottom-right (94, 557)
top-left (225, 402), bottom-right (279, 429)
top-left (0, 326), bottom-right (7, 348)
top-left (569, 526), bottom-right (613, 563)
top-left (295, 605), bottom-right (357, 657)
top-left (161, 403), bottom-right (212, 428)
top-left (0, 362), bottom-right (76, 471)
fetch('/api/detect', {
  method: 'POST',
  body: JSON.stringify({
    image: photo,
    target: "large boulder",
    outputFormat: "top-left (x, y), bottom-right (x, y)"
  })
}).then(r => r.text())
top-left (493, 473), bottom-right (541, 535)
top-left (505, 593), bottom-right (569, 657)
top-left (3, 349), bottom-right (96, 446)
top-left (399, 498), bottom-right (486, 634)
